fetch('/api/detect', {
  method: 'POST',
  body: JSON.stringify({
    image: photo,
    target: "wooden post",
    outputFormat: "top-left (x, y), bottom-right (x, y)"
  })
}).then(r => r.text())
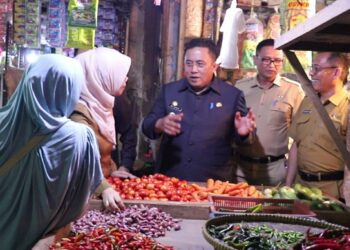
top-left (177, 0), bottom-right (186, 79)
top-left (161, 0), bottom-right (180, 84)
top-left (127, 0), bottom-right (146, 165)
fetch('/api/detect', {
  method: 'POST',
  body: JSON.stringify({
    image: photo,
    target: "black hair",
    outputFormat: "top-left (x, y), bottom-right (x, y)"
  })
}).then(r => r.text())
top-left (326, 52), bottom-right (349, 83)
top-left (184, 38), bottom-right (219, 60)
top-left (256, 39), bottom-right (275, 55)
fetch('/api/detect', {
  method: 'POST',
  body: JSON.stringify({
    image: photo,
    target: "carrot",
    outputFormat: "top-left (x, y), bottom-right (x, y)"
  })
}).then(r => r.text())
top-left (225, 182), bottom-right (248, 193)
top-left (214, 180), bottom-right (223, 188)
top-left (192, 191), bottom-right (201, 202)
top-left (216, 181), bottom-right (228, 194)
top-left (240, 188), bottom-right (249, 197)
top-left (205, 187), bottom-right (217, 192)
top-left (247, 186), bottom-right (256, 196)
top-left (249, 189), bottom-right (258, 198)
top-left (228, 189), bottom-right (241, 196)
top-left (224, 183), bottom-right (236, 193)
top-left (225, 183), bottom-right (238, 193)
top-left (236, 182), bottom-right (249, 189)
top-left (207, 178), bottom-right (214, 189)
top-left (198, 191), bottom-right (208, 199)
top-left (192, 183), bottom-right (204, 191)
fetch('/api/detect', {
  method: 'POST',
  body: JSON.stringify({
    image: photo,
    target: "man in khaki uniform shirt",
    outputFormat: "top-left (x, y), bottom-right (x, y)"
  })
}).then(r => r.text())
top-left (235, 39), bottom-right (304, 186)
top-left (286, 52), bottom-right (349, 200)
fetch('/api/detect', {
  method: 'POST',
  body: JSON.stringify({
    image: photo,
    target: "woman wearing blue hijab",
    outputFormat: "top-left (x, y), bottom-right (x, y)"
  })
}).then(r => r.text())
top-left (0, 54), bottom-right (103, 249)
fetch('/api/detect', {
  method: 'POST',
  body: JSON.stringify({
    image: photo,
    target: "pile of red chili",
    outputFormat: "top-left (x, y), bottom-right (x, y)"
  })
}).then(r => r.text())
top-left (294, 229), bottom-right (350, 250)
top-left (49, 227), bottom-right (173, 250)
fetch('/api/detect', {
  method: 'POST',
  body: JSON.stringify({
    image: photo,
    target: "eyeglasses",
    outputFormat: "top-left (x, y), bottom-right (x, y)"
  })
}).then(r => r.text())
top-left (309, 65), bottom-right (338, 73)
top-left (258, 57), bottom-right (284, 66)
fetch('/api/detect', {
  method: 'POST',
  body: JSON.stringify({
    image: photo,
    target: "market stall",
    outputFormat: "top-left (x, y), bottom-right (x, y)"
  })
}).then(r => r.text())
top-left (33, 174), bottom-right (350, 249)
top-left (2, 1), bottom-right (350, 249)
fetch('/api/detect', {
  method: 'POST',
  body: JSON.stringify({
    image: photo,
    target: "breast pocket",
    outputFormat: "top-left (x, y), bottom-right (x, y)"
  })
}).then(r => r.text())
top-left (268, 102), bottom-right (292, 128)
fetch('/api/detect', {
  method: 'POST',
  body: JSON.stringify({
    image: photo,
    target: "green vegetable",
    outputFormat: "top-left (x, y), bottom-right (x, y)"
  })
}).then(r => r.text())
top-left (279, 186), bottom-right (298, 199)
top-left (207, 223), bottom-right (304, 249)
top-left (245, 203), bottom-right (263, 213)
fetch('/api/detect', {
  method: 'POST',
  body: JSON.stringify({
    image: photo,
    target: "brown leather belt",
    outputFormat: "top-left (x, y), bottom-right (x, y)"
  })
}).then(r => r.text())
top-left (238, 154), bottom-right (285, 164)
top-left (299, 170), bottom-right (344, 182)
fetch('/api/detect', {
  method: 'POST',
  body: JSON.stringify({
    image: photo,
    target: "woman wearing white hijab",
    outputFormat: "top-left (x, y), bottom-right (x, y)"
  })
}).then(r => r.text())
top-left (71, 47), bottom-right (132, 209)
top-left (0, 54), bottom-right (103, 249)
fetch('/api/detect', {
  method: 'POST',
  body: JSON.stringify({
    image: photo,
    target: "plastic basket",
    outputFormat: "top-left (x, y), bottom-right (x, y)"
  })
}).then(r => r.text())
top-left (209, 195), bottom-right (316, 217)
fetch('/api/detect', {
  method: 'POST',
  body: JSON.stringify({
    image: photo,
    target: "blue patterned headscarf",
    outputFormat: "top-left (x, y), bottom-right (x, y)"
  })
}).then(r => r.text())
top-left (0, 54), bottom-right (103, 249)
top-left (0, 54), bottom-right (84, 165)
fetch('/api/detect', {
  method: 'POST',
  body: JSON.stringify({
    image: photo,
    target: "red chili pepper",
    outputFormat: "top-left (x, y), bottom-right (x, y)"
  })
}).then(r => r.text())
top-left (304, 243), bottom-right (342, 250)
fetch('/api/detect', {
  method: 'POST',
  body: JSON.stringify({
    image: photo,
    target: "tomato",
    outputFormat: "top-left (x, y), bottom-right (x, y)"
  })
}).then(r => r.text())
top-left (177, 180), bottom-right (188, 188)
top-left (156, 191), bottom-right (166, 198)
top-left (148, 193), bottom-right (158, 198)
top-left (170, 194), bottom-right (181, 201)
top-left (134, 183), bottom-right (144, 190)
top-left (160, 185), bottom-right (169, 192)
top-left (127, 189), bottom-right (135, 196)
top-left (185, 194), bottom-right (193, 201)
top-left (154, 182), bottom-right (163, 189)
top-left (121, 182), bottom-right (130, 189)
top-left (176, 189), bottom-right (187, 195)
top-left (125, 195), bottom-right (134, 200)
top-left (138, 189), bottom-right (149, 198)
top-left (166, 190), bottom-right (176, 199)
top-left (148, 189), bottom-right (156, 195)
top-left (170, 177), bottom-right (179, 184)
top-left (146, 183), bottom-right (155, 190)
top-left (154, 173), bottom-right (167, 180)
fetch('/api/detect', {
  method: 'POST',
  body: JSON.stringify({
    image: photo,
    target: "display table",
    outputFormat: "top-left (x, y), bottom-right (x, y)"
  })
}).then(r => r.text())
top-left (33, 198), bottom-right (349, 249)
top-left (156, 219), bottom-right (212, 249)
top-left (33, 219), bottom-right (213, 250)
top-left (33, 199), bottom-right (213, 250)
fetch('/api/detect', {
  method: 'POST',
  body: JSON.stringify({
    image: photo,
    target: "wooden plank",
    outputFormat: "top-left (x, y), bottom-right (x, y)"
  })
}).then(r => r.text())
top-left (275, 0), bottom-right (350, 52)
top-left (88, 199), bottom-right (210, 220)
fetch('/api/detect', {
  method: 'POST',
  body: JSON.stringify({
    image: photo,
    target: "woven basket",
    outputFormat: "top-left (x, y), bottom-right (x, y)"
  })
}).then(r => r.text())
top-left (202, 213), bottom-right (347, 250)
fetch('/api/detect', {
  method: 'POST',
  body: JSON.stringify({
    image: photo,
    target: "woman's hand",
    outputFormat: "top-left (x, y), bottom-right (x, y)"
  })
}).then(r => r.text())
top-left (101, 187), bottom-right (125, 211)
top-left (111, 166), bottom-right (136, 179)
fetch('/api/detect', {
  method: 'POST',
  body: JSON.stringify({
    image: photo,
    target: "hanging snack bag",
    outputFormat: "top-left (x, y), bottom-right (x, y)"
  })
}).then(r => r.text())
top-left (25, 0), bottom-right (41, 48)
top-left (68, 0), bottom-right (98, 28)
top-left (240, 12), bottom-right (263, 69)
top-left (66, 0), bottom-right (98, 49)
top-left (47, 0), bottom-right (67, 48)
top-left (280, 0), bottom-right (315, 72)
top-left (66, 26), bottom-right (95, 49)
top-left (264, 12), bottom-right (280, 39)
top-left (95, 0), bottom-right (116, 47)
